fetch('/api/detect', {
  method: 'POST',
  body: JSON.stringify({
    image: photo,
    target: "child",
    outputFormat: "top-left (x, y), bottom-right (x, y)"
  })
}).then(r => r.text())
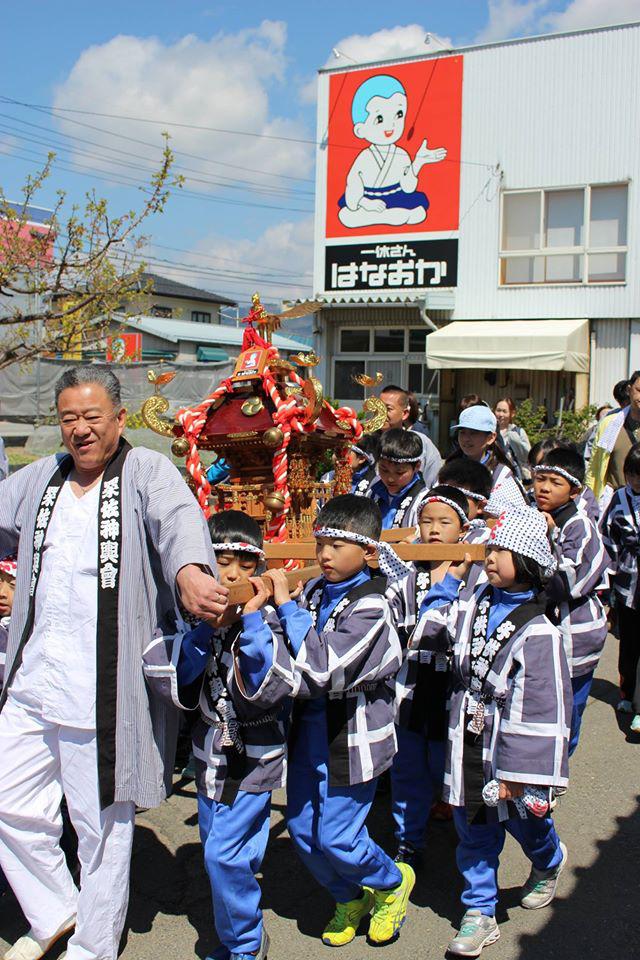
top-left (413, 508), bottom-right (571, 956)
top-left (390, 487), bottom-right (469, 866)
top-left (144, 511), bottom-right (288, 960)
top-left (447, 406), bottom-right (526, 508)
top-left (439, 458), bottom-right (493, 539)
top-left (528, 439), bottom-right (599, 523)
top-left (533, 447), bottom-right (610, 756)
top-left (350, 434), bottom-right (381, 495)
top-left (602, 443), bottom-right (640, 730)
top-left (235, 495), bottom-right (414, 948)
top-left (368, 428), bottom-right (427, 529)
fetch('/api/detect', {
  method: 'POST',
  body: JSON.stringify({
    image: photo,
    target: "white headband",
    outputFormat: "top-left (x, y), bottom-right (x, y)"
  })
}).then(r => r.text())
top-left (211, 541), bottom-right (266, 560)
top-left (532, 464), bottom-right (581, 488)
top-left (352, 445), bottom-right (375, 466)
top-left (420, 495), bottom-right (468, 526)
top-left (488, 507), bottom-right (556, 574)
top-left (380, 455), bottom-right (421, 464)
top-left (313, 526), bottom-right (411, 582)
top-left (453, 485), bottom-right (487, 504)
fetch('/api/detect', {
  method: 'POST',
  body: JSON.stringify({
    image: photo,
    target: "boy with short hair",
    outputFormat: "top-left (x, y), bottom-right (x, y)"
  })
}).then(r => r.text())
top-left (533, 447), bottom-right (610, 756)
top-left (235, 495), bottom-right (415, 948)
top-left (602, 443), bottom-right (640, 729)
top-left (439, 459), bottom-right (493, 540)
top-left (368, 428), bottom-right (427, 529)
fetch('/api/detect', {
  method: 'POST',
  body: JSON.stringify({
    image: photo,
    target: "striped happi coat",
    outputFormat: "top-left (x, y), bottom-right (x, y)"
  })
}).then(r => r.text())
top-left (0, 448), bottom-right (216, 809)
top-left (602, 484), bottom-right (640, 609)
top-left (388, 564), bottom-right (451, 738)
top-left (143, 608), bottom-right (287, 801)
top-left (412, 580), bottom-right (571, 814)
top-left (237, 575), bottom-right (402, 785)
top-left (546, 501), bottom-right (610, 677)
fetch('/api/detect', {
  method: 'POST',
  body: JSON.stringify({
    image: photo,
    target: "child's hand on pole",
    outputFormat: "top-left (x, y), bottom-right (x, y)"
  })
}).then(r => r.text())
top-left (243, 577), bottom-right (270, 614)
top-left (448, 552), bottom-right (472, 581)
top-left (265, 568), bottom-right (292, 607)
top-left (498, 780), bottom-right (525, 801)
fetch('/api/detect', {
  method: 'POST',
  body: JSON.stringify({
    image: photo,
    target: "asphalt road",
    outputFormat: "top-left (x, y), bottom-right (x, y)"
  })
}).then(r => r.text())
top-left (1, 634), bottom-right (638, 960)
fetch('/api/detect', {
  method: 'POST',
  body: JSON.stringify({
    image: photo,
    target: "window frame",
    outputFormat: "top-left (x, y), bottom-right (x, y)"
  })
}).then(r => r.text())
top-left (191, 310), bottom-right (212, 324)
top-left (498, 182), bottom-right (629, 287)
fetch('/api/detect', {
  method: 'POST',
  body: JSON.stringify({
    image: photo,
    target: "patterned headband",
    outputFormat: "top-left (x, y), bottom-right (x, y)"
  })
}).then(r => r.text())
top-left (210, 541), bottom-right (266, 560)
top-left (532, 464), bottom-right (582, 487)
top-left (380, 455), bottom-right (421, 464)
top-left (420, 495), bottom-right (468, 526)
top-left (483, 492), bottom-right (514, 518)
top-left (352, 445), bottom-right (375, 466)
top-left (488, 508), bottom-right (556, 574)
top-left (453, 485), bottom-right (487, 504)
top-left (313, 527), bottom-right (411, 582)
top-left (0, 555), bottom-right (17, 578)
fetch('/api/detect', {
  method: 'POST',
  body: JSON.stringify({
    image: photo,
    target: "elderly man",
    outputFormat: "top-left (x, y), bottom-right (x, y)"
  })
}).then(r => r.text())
top-left (379, 384), bottom-right (441, 487)
top-left (587, 369), bottom-right (640, 506)
top-left (0, 367), bottom-right (228, 960)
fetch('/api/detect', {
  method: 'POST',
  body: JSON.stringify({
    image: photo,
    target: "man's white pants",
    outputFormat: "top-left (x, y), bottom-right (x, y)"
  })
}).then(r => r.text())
top-left (0, 695), bottom-right (135, 960)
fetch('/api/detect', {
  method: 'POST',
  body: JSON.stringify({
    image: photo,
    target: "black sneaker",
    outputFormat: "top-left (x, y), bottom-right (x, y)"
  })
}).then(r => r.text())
top-left (394, 841), bottom-right (422, 868)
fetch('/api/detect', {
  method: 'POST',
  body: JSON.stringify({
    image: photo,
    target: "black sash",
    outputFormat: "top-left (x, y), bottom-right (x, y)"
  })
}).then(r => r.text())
top-left (0, 438), bottom-right (131, 808)
top-left (462, 588), bottom-right (546, 823)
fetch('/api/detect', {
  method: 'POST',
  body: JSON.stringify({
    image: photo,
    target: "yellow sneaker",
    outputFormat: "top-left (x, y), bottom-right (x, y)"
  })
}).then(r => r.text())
top-left (368, 861), bottom-right (415, 944)
top-left (321, 890), bottom-right (374, 947)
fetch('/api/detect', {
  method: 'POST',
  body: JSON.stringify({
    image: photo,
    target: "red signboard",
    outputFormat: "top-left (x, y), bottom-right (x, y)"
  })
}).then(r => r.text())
top-left (106, 333), bottom-right (142, 363)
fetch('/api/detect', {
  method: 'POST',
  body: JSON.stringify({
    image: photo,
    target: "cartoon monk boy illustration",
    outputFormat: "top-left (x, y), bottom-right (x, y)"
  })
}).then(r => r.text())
top-left (338, 74), bottom-right (447, 228)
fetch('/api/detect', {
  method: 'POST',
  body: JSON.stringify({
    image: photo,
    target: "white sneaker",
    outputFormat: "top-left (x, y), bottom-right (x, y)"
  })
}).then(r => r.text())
top-left (616, 699), bottom-right (634, 713)
top-left (630, 714), bottom-right (640, 733)
top-left (5, 916), bottom-right (75, 960)
top-left (520, 842), bottom-right (568, 910)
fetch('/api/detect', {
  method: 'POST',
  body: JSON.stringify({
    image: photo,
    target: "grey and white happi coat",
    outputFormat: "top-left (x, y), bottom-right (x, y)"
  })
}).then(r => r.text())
top-left (411, 580), bottom-right (571, 816)
top-left (388, 564), bottom-right (452, 736)
top-left (546, 501), bottom-right (611, 677)
top-left (143, 608), bottom-right (288, 801)
top-left (367, 475), bottom-right (429, 530)
top-left (602, 484), bottom-right (640, 609)
top-left (0, 447), bottom-right (216, 809)
top-left (237, 575), bottom-right (402, 785)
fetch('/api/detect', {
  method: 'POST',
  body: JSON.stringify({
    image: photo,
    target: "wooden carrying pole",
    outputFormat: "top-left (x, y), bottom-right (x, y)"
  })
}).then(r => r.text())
top-left (264, 542), bottom-right (485, 562)
top-left (227, 564), bottom-right (322, 606)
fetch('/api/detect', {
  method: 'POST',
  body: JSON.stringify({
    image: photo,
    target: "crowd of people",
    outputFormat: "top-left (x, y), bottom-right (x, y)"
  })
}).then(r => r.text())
top-left (0, 368), bottom-right (637, 960)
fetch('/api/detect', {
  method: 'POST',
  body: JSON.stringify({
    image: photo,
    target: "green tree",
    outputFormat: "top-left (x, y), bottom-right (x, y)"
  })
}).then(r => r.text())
top-left (0, 135), bottom-right (181, 370)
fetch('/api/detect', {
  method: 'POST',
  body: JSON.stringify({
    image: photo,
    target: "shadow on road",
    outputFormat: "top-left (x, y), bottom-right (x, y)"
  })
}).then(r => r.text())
top-left (515, 795), bottom-right (640, 959)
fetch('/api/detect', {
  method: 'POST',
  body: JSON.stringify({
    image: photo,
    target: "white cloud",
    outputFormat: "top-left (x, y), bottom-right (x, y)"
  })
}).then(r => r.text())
top-left (324, 24), bottom-right (453, 67)
top-left (179, 214), bottom-right (315, 306)
top-left (474, 0), bottom-right (550, 43)
top-left (52, 21), bottom-right (314, 194)
top-left (542, 0), bottom-right (640, 31)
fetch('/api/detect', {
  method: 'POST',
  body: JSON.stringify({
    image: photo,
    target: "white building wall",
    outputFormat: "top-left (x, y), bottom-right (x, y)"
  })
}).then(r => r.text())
top-left (589, 318), bottom-right (630, 405)
top-left (454, 22), bottom-right (640, 321)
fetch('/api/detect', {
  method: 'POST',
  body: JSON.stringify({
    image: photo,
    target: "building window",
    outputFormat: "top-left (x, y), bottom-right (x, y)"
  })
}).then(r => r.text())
top-left (150, 304), bottom-right (173, 318)
top-left (374, 328), bottom-right (405, 352)
top-left (192, 311), bottom-right (212, 324)
top-left (499, 183), bottom-right (628, 285)
top-left (334, 360), bottom-right (365, 400)
top-left (408, 328), bottom-right (428, 352)
top-left (340, 328), bottom-right (370, 352)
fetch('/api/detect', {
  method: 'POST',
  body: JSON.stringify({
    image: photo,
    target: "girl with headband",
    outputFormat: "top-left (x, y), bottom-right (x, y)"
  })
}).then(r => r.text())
top-left (389, 486), bottom-right (470, 867)
top-left (411, 507), bottom-right (571, 957)
top-left (144, 511), bottom-right (289, 960)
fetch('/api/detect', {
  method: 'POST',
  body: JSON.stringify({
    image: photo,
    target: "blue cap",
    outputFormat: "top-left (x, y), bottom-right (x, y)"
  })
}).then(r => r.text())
top-left (452, 406), bottom-right (497, 434)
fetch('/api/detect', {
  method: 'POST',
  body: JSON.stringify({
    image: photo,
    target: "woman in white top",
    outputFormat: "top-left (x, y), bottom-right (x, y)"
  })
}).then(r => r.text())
top-left (494, 397), bottom-right (531, 479)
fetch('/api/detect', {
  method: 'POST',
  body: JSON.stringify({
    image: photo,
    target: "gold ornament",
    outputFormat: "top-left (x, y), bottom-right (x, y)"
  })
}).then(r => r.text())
top-left (171, 437), bottom-right (190, 458)
top-left (263, 490), bottom-right (286, 511)
top-left (301, 376), bottom-right (323, 424)
top-left (352, 372), bottom-right (384, 388)
top-left (262, 427), bottom-right (284, 449)
top-left (290, 351), bottom-right (320, 367)
top-left (141, 395), bottom-right (175, 438)
top-left (362, 395), bottom-right (387, 434)
top-left (241, 396), bottom-right (265, 417)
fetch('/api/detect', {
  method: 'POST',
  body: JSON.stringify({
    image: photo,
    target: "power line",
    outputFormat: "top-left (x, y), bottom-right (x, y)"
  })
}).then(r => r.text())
top-left (0, 96), bottom-right (315, 183)
top-left (0, 116), bottom-right (314, 200)
top-left (141, 242), bottom-right (312, 281)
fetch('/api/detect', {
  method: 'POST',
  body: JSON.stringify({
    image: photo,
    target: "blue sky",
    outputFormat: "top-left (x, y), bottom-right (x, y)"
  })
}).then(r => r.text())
top-left (1, 0), bottom-right (636, 308)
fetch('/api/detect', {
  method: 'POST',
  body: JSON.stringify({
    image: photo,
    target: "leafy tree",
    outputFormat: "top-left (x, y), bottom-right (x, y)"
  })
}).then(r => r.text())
top-left (0, 136), bottom-right (180, 370)
top-left (515, 397), bottom-right (596, 446)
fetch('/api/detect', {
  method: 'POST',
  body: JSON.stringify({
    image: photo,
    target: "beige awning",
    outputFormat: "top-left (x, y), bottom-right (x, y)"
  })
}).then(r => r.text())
top-left (425, 318), bottom-right (589, 372)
